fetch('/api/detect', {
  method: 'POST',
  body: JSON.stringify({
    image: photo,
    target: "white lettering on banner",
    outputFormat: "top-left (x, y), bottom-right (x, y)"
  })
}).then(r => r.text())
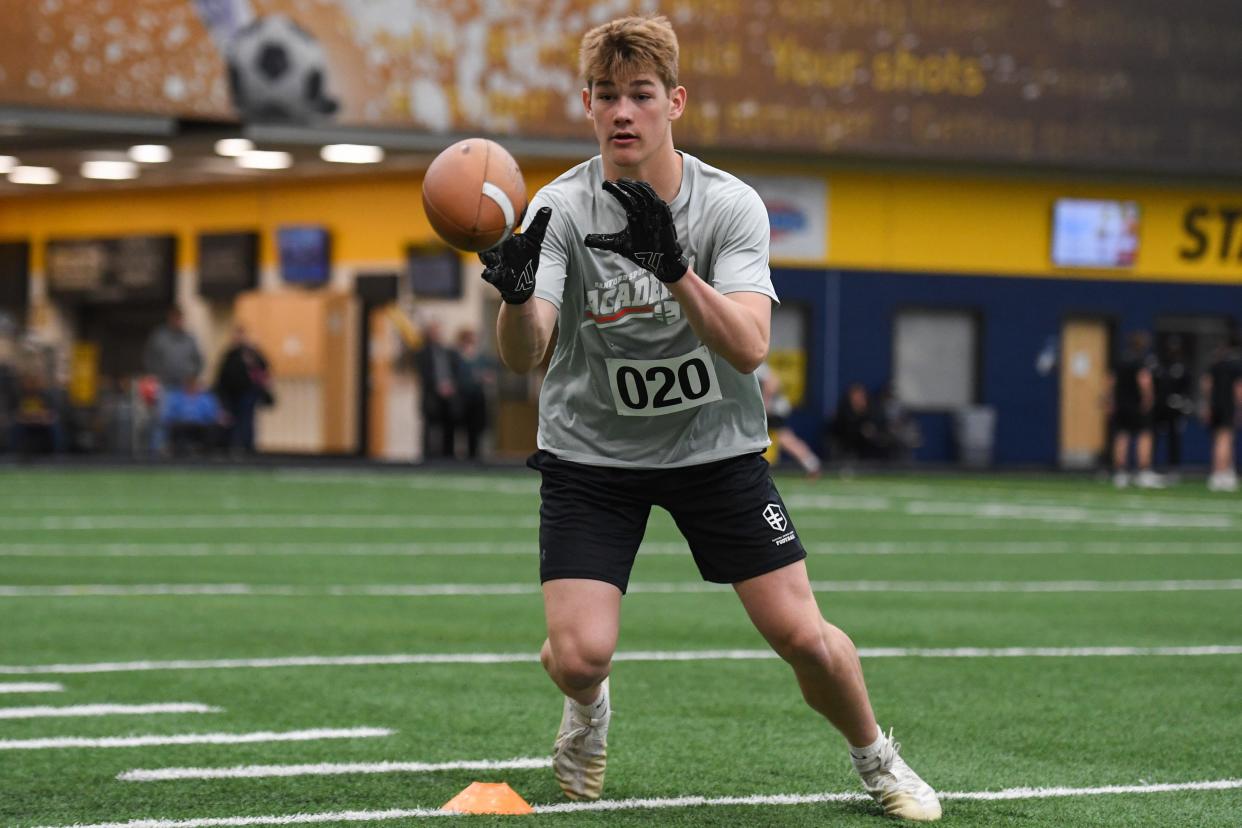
top-left (606, 346), bottom-right (722, 417)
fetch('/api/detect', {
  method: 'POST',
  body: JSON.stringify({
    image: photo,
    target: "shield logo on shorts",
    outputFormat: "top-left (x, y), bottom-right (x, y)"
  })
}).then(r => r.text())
top-left (762, 503), bottom-right (787, 532)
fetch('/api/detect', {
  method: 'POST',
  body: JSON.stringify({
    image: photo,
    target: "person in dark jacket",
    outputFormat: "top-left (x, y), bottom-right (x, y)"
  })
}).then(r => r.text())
top-left (213, 325), bottom-right (271, 455)
top-left (414, 320), bottom-right (462, 460)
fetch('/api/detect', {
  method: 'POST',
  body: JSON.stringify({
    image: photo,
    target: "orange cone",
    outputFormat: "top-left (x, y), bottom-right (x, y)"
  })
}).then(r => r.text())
top-left (441, 781), bottom-right (534, 815)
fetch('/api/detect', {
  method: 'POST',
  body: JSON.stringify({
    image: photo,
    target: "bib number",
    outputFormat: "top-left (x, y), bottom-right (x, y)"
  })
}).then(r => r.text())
top-left (606, 346), bottom-right (722, 416)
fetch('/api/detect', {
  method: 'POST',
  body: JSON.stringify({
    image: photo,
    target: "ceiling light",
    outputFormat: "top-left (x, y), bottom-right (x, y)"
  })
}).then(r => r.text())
top-left (9, 166), bottom-right (60, 185)
top-left (81, 160), bottom-right (139, 180)
top-left (215, 138), bottom-right (255, 157)
top-left (128, 144), bottom-right (172, 163)
top-left (237, 150), bottom-right (293, 170)
top-left (0, 156), bottom-right (17, 174)
top-left (320, 144), bottom-right (385, 164)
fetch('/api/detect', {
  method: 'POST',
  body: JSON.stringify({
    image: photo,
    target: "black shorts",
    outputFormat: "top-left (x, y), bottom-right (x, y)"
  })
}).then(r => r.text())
top-left (1209, 405), bottom-right (1237, 430)
top-left (1112, 408), bottom-right (1152, 434)
top-left (527, 450), bottom-right (807, 593)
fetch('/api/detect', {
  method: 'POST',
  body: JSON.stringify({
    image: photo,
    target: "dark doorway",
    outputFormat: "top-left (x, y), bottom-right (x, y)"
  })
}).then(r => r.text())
top-left (354, 274), bottom-right (399, 457)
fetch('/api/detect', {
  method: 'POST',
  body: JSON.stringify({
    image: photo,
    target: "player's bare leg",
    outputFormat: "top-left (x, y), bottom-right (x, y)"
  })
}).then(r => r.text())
top-left (1209, 429), bottom-right (1238, 491)
top-left (541, 579), bottom-right (620, 800)
top-left (777, 427), bottom-right (822, 479)
top-left (1112, 433), bottom-right (1132, 487)
top-left (734, 560), bottom-right (941, 821)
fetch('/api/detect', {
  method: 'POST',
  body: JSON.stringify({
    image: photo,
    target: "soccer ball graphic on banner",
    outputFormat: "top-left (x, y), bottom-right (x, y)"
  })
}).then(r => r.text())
top-left (225, 15), bottom-right (340, 124)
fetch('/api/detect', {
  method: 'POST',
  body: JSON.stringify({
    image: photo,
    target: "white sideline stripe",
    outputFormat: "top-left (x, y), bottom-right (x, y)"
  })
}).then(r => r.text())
top-left (119, 756), bottom-right (551, 782)
top-left (3, 645), bottom-right (1241, 676)
top-left (903, 500), bottom-right (1235, 529)
top-left (0, 682), bottom-right (63, 693)
top-left (0, 703), bottom-right (219, 719)
top-left (3, 540), bottom-right (1241, 557)
top-left (0, 727), bottom-right (393, 751)
top-left (26, 778), bottom-right (1242, 827)
top-left (5, 579), bottom-right (1242, 598)
top-left (0, 515), bottom-right (540, 530)
top-left (273, 471), bottom-right (538, 495)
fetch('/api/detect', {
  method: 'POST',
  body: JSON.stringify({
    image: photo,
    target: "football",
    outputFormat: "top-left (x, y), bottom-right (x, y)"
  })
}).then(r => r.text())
top-left (225, 15), bottom-right (339, 124)
top-left (421, 138), bottom-right (527, 253)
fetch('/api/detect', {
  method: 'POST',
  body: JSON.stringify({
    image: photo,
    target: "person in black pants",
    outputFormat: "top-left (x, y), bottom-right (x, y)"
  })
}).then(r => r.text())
top-left (1153, 336), bottom-right (1193, 477)
top-left (414, 320), bottom-right (462, 460)
top-left (1108, 330), bottom-right (1163, 488)
top-left (452, 328), bottom-right (495, 461)
top-left (1201, 333), bottom-right (1242, 492)
top-left (214, 326), bottom-right (271, 456)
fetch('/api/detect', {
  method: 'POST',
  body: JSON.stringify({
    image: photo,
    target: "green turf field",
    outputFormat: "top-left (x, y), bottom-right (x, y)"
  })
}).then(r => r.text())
top-left (1, 467), bottom-right (1240, 827)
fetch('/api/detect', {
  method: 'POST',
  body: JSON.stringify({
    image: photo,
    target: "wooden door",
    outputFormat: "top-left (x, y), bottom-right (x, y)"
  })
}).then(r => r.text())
top-left (1059, 319), bottom-right (1109, 467)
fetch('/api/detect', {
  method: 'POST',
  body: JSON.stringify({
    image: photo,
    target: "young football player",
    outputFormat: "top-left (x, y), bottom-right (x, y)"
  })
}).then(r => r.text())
top-left (478, 15), bottom-right (940, 821)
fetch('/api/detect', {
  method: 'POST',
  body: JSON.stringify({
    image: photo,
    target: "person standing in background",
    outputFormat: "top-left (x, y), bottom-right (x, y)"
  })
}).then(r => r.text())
top-left (1201, 332), bottom-right (1242, 492)
top-left (1153, 336), bottom-right (1193, 479)
top-left (214, 325), bottom-right (271, 456)
top-left (143, 307), bottom-right (203, 455)
top-left (414, 320), bottom-right (461, 460)
top-left (453, 328), bottom-right (496, 461)
top-left (1107, 331), bottom-right (1163, 489)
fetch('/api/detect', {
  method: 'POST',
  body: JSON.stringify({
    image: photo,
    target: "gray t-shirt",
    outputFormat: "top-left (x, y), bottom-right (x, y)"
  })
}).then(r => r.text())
top-left (527, 151), bottom-right (777, 469)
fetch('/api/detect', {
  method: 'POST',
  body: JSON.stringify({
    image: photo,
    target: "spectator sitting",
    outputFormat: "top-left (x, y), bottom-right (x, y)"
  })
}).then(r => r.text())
top-left (874, 383), bottom-right (922, 462)
top-left (143, 307), bottom-right (203, 455)
top-left (12, 370), bottom-right (59, 458)
top-left (164, 379), bottom-right (223, 457)
top-left (828, 382), bottom-right (886, 462)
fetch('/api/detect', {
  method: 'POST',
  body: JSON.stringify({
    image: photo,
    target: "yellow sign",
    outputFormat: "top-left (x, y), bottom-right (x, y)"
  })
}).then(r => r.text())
top-left (69, 342), bottom-right (98, 406)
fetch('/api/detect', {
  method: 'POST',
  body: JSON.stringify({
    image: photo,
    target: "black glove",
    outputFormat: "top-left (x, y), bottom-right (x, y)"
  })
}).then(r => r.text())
top-left (584, 179), bottom-right (689, 284)
top-left (479, 206), bottom-right (552, 305)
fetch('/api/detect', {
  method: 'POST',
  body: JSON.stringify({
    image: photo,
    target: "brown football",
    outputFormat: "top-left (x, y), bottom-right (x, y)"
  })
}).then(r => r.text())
top-left (420, 138), bottom-right (528, 253)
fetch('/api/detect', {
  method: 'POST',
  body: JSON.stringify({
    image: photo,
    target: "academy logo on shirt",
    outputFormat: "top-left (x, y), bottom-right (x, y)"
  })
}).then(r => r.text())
top-left (585, 269), bottom-right (682, 328)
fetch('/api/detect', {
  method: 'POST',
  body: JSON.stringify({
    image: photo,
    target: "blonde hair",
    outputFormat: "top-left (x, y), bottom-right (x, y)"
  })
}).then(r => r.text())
top-left (579, 15), bottom-right (679, 91)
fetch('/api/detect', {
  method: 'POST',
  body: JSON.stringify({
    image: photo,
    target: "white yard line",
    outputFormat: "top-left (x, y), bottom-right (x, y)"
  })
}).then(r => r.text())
top-left (24, 778), bottom-right (1242, 827)
top-left (2, 645), bottom-right (1240, 676)
top-left (0, 703), bottom-right (219, 720)
top-left (119, 757), bottom-right (551, 782)
top-left (0, 516), bottom-right (540, 531)
top-left (273, 471), bottom-right (539, 495)
top-left (4, 579), bottom-right (1242, 598)
top-left (902, 500), bottom-right (1235, 529)
top-left (2, 540), bottom-right (1240, 557)
top-left (0, 682), bottom-right (63, 693)
top-left (0, 727), bottom-right (392, 751)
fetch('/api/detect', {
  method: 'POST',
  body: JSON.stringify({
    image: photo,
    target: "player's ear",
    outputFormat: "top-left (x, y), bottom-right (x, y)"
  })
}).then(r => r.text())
top-left (667, 85), bottom-right (687, 121)
top-left (582, 86), bottom-right (593, 119)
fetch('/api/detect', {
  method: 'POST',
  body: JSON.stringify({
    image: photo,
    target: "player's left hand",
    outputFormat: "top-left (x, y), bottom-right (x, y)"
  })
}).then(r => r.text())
top-left (584, 179), bottom-right (689, 283)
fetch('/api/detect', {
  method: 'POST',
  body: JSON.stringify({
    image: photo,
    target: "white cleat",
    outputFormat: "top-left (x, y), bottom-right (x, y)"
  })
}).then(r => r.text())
top-left (1208, 473), bottom-right (1238, 492)
top-left (552, 678), bottom-right (610, 801)
top-left (1112, 472), bottom-right (1131, 489)
top-left (1135, 470), bottom-right (1167, 490)
top-left (852, 729), bottom-right (942, 822)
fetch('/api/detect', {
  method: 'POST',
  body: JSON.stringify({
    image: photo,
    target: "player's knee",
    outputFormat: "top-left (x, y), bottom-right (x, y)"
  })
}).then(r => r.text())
top-left (773, 622), bottom-right (833, 669)
top-left (547, 642), bottom-right (612, 690)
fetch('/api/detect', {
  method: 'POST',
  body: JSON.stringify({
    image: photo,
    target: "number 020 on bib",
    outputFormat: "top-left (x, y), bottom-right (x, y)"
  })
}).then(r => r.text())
top-left (605, 346), bottom-right (723, 417)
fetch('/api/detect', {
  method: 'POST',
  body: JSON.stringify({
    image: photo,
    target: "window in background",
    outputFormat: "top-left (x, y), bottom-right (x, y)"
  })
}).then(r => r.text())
top-left (894, 309), bottom-right (979, 409)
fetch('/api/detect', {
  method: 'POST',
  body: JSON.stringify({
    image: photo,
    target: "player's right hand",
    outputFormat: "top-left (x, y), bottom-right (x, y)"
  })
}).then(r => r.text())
top-left (479, 206), bottom-right (552, 305)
